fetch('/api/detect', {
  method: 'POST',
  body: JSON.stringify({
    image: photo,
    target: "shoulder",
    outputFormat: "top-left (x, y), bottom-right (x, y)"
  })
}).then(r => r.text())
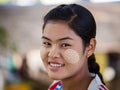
top-left (48, 80), bottom-right (62, 90)
top-left (88, 74), bottom-right (109, 90)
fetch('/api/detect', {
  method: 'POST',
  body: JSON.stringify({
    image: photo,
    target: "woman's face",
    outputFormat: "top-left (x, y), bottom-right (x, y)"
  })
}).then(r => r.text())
top-left (40, 21), bottom-right (91, 80)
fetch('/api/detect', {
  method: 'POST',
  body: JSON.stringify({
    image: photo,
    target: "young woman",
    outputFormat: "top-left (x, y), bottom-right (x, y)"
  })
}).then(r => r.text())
top-left (40, 4), bottom-right (109, 90)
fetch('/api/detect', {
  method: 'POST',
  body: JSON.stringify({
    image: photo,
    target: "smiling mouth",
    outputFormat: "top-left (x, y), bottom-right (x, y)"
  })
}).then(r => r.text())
top-left (48, 62), bottom-right (65, 68)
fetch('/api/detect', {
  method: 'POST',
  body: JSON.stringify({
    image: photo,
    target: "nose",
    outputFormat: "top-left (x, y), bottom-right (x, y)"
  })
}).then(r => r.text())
top-left (48, 46), bottom-right (60, 58)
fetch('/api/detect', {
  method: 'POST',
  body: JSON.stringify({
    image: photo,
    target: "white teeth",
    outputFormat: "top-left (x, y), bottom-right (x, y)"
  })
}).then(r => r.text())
top-left (50, 63), bottom-right (64, 67)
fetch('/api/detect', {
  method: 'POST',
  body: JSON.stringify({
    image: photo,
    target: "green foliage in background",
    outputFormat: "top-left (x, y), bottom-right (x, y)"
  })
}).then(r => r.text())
top-left (10, 43), bottom-right (17, 52)
top-left (0, 26), bottom-right (17, 52)
top-left (0, 0), bottom-right (11, 5)
top-left (0, 26), bottom-right (8, 47)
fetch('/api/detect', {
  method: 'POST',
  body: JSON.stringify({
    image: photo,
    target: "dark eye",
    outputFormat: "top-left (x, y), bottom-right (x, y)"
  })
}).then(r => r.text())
top-left (61, 43), bottom-right (71, 47)
top-left (42, 42), bottom-right (51, 47)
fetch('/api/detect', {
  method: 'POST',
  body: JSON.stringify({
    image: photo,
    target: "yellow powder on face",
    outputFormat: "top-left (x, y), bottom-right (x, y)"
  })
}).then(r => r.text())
top-left (63, 49), bottom-right (80, 64)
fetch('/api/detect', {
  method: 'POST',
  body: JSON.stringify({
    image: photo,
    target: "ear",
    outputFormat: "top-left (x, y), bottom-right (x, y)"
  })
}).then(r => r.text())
top-left (86, 38), bottom-right (96, 58)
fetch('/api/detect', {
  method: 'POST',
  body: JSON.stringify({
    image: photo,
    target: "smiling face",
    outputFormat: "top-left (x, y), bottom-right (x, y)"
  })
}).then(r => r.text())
top-left (40, 21), bottom-right (91, 80)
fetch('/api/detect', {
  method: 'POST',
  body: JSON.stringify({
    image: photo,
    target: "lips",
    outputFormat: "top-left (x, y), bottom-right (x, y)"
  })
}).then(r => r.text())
top-left (48, 62), bottom-right (65, 71)
top-left (49, 62), bottom-right (64, 67)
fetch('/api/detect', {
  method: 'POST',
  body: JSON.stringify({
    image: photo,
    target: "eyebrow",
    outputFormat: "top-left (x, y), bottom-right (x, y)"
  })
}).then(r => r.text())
top-left (42, 36), bottom-right (73, 41)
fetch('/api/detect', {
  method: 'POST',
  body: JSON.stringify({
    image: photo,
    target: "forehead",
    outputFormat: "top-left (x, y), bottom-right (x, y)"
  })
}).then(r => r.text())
top-left (43, 21), bottom-right (81, 41)
top-left (44, 21), bottom-right (71, 34)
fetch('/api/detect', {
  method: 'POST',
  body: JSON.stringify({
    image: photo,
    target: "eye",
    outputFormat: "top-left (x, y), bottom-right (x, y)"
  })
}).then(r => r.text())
top-left (61, 43), bottom-right (71, 47)
top-left (42, 42), bottom-right (51, 47)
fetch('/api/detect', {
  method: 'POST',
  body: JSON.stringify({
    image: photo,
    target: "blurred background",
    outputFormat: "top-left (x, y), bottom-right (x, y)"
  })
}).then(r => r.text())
top-left (0, 0), bottom-right (120, 90)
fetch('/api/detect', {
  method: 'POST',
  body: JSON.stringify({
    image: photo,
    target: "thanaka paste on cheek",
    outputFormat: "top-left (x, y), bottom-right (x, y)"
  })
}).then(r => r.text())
top-left (63, 49), bottom-right (80, 64)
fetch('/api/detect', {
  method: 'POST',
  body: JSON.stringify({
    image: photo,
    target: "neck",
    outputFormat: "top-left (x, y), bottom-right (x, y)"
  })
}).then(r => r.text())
top-left (62, 69), bottom-right (92, 90)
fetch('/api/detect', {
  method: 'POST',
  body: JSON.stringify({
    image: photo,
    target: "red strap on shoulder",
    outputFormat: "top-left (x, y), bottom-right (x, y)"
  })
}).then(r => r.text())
top-left (100, 84), bottom-right (108, 90)
top-left (49, 81), bottom-right (61, 90)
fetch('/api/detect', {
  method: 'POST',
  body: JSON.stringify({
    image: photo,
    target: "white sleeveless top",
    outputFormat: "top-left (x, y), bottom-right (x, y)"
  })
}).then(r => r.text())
top-left (88, 74), bottom-right (108, 90)
top-left (48, 74), bottom-right (108, 90)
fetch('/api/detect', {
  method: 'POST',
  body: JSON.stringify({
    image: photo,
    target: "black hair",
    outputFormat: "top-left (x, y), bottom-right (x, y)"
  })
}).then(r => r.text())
top-left (42, 4), bottom-right (105, 84)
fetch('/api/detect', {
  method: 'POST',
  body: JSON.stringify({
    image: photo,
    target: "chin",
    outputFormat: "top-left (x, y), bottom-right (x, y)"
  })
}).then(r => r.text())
top-left (49, 75), bottom-right (60, 80)
top-left (48, 74), bottom-right (63, 80)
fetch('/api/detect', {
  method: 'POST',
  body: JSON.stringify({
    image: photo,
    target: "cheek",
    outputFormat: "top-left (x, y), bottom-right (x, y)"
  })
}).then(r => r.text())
top-left (62, 49), bottom-right (80, 64)
top-left (40, 46), bottom-right (47, 61)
